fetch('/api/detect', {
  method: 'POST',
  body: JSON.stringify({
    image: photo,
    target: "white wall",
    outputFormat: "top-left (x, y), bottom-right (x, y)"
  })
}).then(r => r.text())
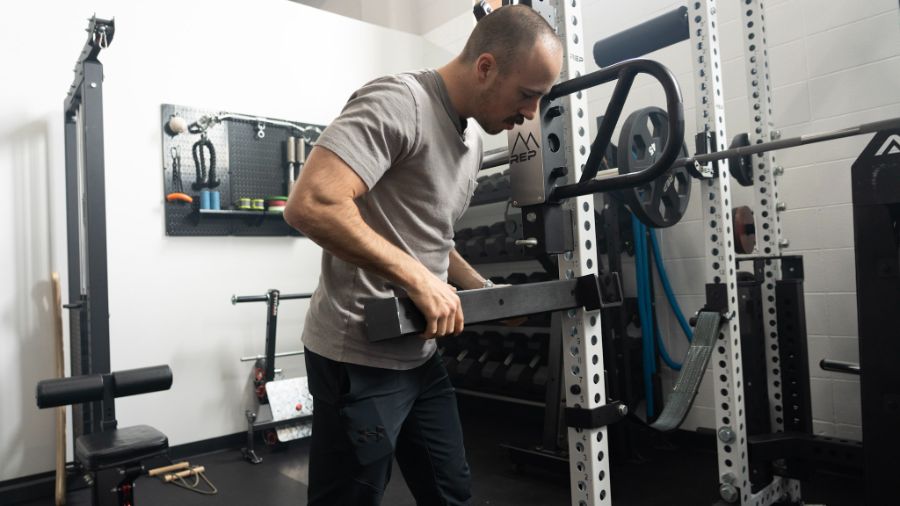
top-left (582, 0), bottom-right (900, 435)
top-left (0, 0), bottom-right (431, 482)
top-left (293, 0), bottom-right (471, 35)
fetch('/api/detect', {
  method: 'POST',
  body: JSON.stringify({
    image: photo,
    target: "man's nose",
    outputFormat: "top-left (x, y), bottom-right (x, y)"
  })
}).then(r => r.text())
top-left (520, 99), bottom-right (540, 121)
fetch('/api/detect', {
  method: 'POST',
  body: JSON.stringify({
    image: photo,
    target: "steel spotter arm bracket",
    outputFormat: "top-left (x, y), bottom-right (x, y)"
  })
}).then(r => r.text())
top-left (364, 275), bottom-right (605, 342)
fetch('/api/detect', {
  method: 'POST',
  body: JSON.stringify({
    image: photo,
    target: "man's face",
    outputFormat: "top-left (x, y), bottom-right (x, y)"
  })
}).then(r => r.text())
top-left (472, 39), bottom-right (562, 135)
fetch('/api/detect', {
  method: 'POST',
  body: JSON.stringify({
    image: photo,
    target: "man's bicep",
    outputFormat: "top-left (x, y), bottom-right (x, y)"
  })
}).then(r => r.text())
top-left (295, 145), bottom-right (370, 205)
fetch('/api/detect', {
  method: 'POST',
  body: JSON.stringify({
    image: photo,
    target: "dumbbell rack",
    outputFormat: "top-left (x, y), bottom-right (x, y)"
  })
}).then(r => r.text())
top-left (451, 185), bottom-right (565, 423)
top-left (471, 169), bottom-right (513, 206)
top-left (439, 269), bottom-right (554, 403)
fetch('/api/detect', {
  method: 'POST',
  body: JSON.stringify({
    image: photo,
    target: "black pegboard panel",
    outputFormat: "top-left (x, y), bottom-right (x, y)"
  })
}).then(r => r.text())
top-left (162, 104), bottom-right (231, 236)
top-left (160, 104), bottom-right (323, 236)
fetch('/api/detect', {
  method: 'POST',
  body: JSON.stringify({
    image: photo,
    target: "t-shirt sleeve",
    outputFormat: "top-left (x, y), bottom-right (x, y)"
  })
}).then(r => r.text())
top-left (314, 77), bottom-right (419, 190)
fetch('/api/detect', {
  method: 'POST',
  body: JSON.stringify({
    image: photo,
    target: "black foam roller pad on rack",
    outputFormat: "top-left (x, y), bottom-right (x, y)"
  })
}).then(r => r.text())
top-left (593, 6), bottom-right (689, 68)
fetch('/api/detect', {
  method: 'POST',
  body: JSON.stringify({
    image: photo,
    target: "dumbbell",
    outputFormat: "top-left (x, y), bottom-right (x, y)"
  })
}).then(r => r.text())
top-left (505, 272), bottom-right (529, 285)
top-left (460, 331), bottom-right (503, 387)
top-left (446, 348), bottom-right (472, 381)
top-left (532, 364), bottom-right (550, 395)
top-left (437, 336), bottom-right (460, 369)
top-left (454, 228), bottom-right (473, 257)
top-left (483, 223), bottom-right (508, 260)
top-left (458, 349), bottom-right (489, 387)
top-left (507, 352), bottom-right (543, 396)
top-left (456, 333), bottom-right (494, 387)
top-left (484, 233), bottom-right (510, 259)
top-left (488, 221), bottom-right (506, 235)
top-left (491, 334), bottom-right (525, 390)
top-left (464, 226), bottom-right (490, 258)
top-left (527, 272), bottom-right (552, 283)
top-left (495, 173), bottom-right (511, 192)
top-left (473, 175), bottom-right (490, 195)
top-left (444, 332), bottom-right (475, 378)
top-left (455, 227), bottom-right (474, 240)
top-left (504, 335), bottom-right (541, 393)
top-left (481, 335), bottom-right (519, 387)
top-left (477, 173), bottom-right (503, 194)
top-left (465, 235), bottom-right (488, 259)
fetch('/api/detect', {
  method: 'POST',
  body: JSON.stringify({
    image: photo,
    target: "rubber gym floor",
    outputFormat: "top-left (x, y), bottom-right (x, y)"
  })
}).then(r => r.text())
top-left (19, 396), bottom-right (862, 506)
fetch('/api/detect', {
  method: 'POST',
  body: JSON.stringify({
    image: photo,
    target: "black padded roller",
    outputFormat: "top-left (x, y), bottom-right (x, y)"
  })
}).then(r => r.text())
top-left (36, 365), bottom-right (173, 409)
top-left (113, 365), bottom-right (173, 398)
top-left (593, 6), bottom-right (689, 68)
top-left (37, 374), bottom-right (105, 408)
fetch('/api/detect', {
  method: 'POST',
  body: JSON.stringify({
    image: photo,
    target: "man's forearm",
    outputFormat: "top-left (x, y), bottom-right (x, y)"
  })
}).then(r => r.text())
top-left (448, 249), bottom-right (486, 290)
top-left (296, 200), bottom-right (427, 291)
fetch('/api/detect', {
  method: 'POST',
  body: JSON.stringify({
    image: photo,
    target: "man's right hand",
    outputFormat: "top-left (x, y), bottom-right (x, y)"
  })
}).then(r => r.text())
top-left (407, 273), bottom-right (464, 340)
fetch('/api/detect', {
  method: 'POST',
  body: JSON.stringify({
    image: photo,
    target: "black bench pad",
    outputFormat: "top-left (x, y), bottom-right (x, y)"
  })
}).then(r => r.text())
top-left (75, 424), bottom-right (168, 470)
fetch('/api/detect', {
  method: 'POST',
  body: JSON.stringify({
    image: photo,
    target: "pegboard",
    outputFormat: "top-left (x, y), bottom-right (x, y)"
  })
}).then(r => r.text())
top-left (160, 104), bottom-right (324, 236)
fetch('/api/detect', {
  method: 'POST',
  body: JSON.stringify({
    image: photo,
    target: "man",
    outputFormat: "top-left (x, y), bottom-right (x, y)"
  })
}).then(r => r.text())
top-left (284, 5), bottom-right (562, 505)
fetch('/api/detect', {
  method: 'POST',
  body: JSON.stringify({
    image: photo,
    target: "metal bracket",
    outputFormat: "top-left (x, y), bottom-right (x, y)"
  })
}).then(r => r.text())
top-left (565, 401), bottom-right (627, 429)
top-left (598, 272), bottom-right (623, 308)
top-left (691, 131), bottom-right (717, 179)
top-left (364, 275), bottom-right (603, 342)
top-left (704, 282), bottom-right (729, 315)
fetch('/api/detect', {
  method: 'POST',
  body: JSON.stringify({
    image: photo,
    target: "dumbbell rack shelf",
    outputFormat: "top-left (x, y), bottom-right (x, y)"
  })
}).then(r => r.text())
top-left (197, 209), bottom-right (290, 218)
top-left (197, 209), bottom-right (284, 218)
top-left (176, 208), bottom-right (302, 235)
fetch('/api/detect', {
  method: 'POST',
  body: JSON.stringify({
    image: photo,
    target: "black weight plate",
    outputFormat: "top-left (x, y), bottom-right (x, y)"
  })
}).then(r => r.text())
top-left (605, 142), bottom-right (618, 169)
top-left (728, 132), bottom-right (754, 186)
top-left (732, 205), bottom-right (756, 254)
top-left (616, 106), bottom-right (691, 228)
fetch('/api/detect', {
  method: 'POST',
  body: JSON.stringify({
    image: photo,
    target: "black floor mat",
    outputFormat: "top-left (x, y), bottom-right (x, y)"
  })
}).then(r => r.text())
top-left (14, 394), bottom-right (863, 505)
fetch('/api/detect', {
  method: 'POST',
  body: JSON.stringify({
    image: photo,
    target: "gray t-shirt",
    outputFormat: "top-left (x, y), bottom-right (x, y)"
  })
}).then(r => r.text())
top-left (302, 69), bottom-right (483, 370)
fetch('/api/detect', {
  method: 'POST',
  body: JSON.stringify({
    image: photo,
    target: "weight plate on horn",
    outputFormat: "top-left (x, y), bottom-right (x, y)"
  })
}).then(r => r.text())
top-left (728, 132), bottom-right (754, 186)
top-left (616, 106), bottom-right (691, 228)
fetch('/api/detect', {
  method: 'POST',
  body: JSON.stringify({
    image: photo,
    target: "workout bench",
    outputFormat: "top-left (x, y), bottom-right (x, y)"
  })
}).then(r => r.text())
top-left (36, 365), bottom-right (173, 506)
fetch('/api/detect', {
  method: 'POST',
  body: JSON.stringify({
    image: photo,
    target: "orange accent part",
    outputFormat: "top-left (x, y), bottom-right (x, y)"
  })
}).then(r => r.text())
top-left (166, 192), bottom-right (193, 203)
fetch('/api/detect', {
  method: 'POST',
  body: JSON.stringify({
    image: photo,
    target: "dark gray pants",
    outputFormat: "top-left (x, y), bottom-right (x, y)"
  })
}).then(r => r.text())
top-left (305, 349), bottom-right (472, 506)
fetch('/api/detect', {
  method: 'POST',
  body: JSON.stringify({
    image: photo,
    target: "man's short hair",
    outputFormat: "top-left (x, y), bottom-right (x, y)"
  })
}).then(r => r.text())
top-left (460, 5), bottom-right (561, 71)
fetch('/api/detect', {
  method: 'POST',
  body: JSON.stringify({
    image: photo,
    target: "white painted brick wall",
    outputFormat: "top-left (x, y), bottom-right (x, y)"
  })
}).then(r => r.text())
top-left (809, 58), bottom-right (900, 119)
top-left (769, 39), bottom-right (809, 89)
top-left (799, 0), bottom-right (897, 36)
top-left (805, 12), bottom-right (900, 77)
top-left (582, 0), bottom-right (900, 437)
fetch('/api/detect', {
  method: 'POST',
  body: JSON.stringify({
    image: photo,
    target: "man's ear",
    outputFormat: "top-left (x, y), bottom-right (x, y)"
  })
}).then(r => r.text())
top-left (475, 53), bottom-right (497, 83)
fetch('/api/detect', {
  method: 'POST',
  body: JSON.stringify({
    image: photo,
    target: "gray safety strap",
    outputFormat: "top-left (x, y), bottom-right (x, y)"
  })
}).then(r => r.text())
top-left (650, 311), bottom-right (722, 432)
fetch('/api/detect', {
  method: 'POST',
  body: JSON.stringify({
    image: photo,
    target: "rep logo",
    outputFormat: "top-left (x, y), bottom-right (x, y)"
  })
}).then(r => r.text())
top-left (509, 132), bottom-right (540, 164)
top-left (875, 134), bottom-right (900, 157)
